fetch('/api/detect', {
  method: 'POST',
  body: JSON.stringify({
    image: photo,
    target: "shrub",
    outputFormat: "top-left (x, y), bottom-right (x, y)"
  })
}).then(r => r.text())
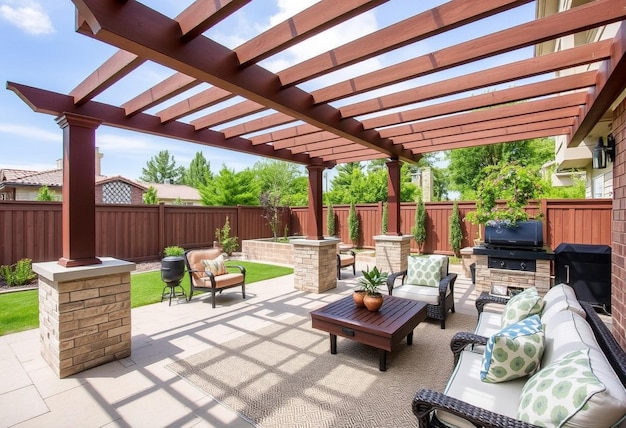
top-left (449, 201), bottom-right (463, 257)
top-left (348, 202), bottom-right (360, 247)
top-left (0, 258), bottom-right (37, 286)
top-left (163, 246), bottom-right (185, 257)
top-left (326, 204), bottom-right (335, 237)
top-left (215, 216), bottom-right (239, 255)
top-left (412, 196), bottom-right (426, 254)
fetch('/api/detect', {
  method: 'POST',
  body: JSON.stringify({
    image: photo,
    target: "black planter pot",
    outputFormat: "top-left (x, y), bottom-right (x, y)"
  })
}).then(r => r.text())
top-left (161, 256), bottom-right (185, 285)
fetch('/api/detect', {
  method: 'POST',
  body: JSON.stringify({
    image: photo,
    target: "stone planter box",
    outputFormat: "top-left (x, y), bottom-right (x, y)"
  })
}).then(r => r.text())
top-left (242, 238), bottom-right (295, 265)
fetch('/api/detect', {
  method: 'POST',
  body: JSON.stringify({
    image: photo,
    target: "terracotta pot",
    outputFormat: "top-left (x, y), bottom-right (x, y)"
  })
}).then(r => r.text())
top-left (363, 293), bottom-right (384, 312)
top-left (353, 290), bottom-right (366, 307)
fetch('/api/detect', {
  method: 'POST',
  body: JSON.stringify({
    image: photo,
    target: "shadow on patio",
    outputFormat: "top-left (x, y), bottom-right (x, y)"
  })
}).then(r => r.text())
top-left (0, 261), bottom-right (475, 427)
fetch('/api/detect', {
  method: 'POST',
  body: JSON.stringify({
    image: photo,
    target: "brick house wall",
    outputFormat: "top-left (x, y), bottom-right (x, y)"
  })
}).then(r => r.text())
top-left (612, 97), bottom-right (626, 349)
top-left (95, 179), bottom-right (144, 204)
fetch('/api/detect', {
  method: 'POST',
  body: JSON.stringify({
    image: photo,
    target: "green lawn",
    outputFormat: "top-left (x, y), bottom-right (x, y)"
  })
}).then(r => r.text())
top-left (0, 261), bottom-right (293, 336)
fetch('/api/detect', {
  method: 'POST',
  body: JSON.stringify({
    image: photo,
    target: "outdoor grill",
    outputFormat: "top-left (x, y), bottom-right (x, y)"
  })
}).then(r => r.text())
top-left (473, 221), bottom-right (554, 296)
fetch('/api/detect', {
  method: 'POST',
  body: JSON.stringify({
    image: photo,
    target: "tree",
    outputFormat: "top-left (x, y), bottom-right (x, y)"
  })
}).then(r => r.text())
top-left (142, 186), bottom-right (159, 204)
top-left (326, 203), bottom-right (336, 237)
top-left (36, 185), bottom-right (56, 201)
top-left (412, 196), bottom-right (426, 254)
top-left (199, 165), bottom-right (258, 206)
top-left (252, 159), bottom-right (307, 206)
top-left (465, 163), bottom-right (544, 237)
top-left (447, 139), bottom-right (553, 199)
top-left (348, 202), bottom-right (360, 247)
top-left (140, 150), bottom-right (184, 184)
top-left (381, 202), bottom-right (388, 234)
top-left (182, 151), bottom-right (212, 188)
top-left (326, 161), bottom-right (417, 204)
top-left (260, 191), bottom-right (282, 240)
top-left (449, 201), bottom-right (463, 257)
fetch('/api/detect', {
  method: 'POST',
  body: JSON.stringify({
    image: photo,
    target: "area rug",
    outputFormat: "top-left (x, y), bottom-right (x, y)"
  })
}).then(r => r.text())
top-left (167, 311), bottom-right (476, 428)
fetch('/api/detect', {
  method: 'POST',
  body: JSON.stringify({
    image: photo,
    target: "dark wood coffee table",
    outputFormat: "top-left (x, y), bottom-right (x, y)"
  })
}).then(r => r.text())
top-left (310, 295), bottom-right (428, 371)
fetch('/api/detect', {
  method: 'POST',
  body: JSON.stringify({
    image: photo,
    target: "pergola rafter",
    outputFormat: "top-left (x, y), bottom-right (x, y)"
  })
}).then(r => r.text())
top-left (17, 0), bottom-right (621, 167)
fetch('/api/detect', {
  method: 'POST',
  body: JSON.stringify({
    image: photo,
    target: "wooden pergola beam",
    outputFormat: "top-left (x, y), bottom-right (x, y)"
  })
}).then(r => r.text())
top-left (312, 0), bottom-right (626, 104)
top-left (156, 86), bottom-right (234, 123)
top-left (71, 0), bottom-right (248, 107)
top-left (379, 93), bottom-right (586, 138)
top-left (73, 0), bottom-right (418, 163)
top-left (235, 0), bottom-right (389, 66)
top-left (221, 112), bottom-right (297, 139)
top-left (340, 40), bottom-right (611, 118)
top-left (401, 118), bottom-right (574, 149)
top-left (362, 71), bottom-right (597, 130)
top-left (278, 0), bottom-right (533, 86)
top-left (192, 99), bottom-right (266, 130)
top-left (570, 23), bottom-right (626, 146)
top-left (7, 82), bottom-right (331, 167)
top-left (395, 113), bottom-right (577, 144)
top-left (412, 128), bottom-right (572, 153)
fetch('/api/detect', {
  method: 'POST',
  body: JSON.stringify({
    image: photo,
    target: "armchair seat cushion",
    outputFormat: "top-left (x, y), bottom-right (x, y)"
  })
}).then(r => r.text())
top-left (196, 272), bottom-right (244, 289)
top-left (338, 253), bottom-right (355, 267)
top-left (390, 283), bottom-right (450, 306)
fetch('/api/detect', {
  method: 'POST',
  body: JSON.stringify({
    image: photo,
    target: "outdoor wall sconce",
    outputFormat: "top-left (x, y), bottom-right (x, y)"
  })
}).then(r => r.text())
top-left (592, 134), bottom-right (615, 169)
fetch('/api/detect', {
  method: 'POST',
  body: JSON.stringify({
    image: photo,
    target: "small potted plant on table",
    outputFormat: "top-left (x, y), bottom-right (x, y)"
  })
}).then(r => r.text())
top-left (357, 266), bottom-right (388, 312)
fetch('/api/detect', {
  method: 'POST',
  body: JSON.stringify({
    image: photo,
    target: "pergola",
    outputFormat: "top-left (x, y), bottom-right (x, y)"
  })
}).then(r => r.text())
top-left (7, 0), bottom-right (626, 266)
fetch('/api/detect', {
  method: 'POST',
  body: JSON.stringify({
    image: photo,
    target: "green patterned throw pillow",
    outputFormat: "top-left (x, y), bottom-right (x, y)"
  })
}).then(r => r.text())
top-left (501, 287), bottom-right (544, 327)
top-left (406, 256), bottom-right (442, 287)
top-left (517, 349), bottom-right (606, 427)
top-left (481, 315), bottom-right (544, 383)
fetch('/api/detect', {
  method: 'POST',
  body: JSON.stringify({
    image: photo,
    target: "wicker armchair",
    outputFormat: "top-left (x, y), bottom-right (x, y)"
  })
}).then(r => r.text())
top-left (386, 255), bottom-right (457, 329)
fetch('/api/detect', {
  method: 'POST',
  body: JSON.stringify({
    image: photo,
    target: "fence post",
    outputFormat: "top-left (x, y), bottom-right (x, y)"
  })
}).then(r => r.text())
top-left (158, 202), bottom-right (165, 253)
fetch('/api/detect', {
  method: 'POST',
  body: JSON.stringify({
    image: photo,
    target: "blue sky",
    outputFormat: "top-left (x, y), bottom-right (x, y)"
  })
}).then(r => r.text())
top-left (0, 1), bottom-right (535, 181)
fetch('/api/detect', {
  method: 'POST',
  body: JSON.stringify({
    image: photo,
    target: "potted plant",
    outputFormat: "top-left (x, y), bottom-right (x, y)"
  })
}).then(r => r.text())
top-left (357, 266), bottom-right (388, 312)
top-left (465, 163), bottom-right (543, 245)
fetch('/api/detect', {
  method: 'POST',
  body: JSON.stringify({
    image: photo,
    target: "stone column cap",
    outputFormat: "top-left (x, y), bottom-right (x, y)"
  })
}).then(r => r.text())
top-left (373, 234), bottom-right (412, 242)
top-left (33, 257), bottom-right (136, 282)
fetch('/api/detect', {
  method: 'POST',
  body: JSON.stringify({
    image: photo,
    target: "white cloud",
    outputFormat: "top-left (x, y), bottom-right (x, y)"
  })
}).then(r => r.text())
top-left (0, 123), bottom-right (59, 141)
top-left (0, 1), bottom-right (54, 35)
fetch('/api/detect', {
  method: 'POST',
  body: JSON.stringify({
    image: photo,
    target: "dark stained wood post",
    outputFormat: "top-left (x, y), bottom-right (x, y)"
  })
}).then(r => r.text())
top-left (306, 165), bottom-right (325, 240)
top-left (56, 113), bottom-right (102, 267)
top-left (386, 158), bottom-right (402, 236)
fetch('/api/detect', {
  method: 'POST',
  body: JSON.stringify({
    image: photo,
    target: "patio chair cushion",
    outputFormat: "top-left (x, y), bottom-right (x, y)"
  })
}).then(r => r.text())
top-left (338, 253), bottom-right (355, 267)
top-left (518, 347), bottom-right (626, 427)
top-left (202, 255), bottom-right (227, 276)
top-left (389, 283), bottom-right (448, 305)
top-left (501, 287), bottom-right (544, 327)
top-left (196, 272), bottom-right (245, 288)
top-left (480, 315), bottom-right (544, 383)
top-left (406, 256), bottom-right (442, 287)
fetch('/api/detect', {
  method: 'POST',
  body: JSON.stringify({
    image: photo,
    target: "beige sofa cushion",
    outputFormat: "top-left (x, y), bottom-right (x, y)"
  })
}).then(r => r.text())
top-left (437, 351), bottom-right (527, 427)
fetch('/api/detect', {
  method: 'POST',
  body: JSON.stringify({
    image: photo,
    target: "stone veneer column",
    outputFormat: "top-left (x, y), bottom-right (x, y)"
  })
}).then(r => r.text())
top-left (292, 239), bottom-right (337, 293)
top-left (33, 258), bottom-right (135, 378)
top-left (373, 235), bottom-right (412, 275)
top-left (474, 255), bottom-right (550, 296)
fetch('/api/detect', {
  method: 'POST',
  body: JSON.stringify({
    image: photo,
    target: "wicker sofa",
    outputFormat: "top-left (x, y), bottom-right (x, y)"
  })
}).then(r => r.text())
top-left (386, 255), bottom-right (457, 329)
top-left (413, 284), bottom-right (626, 427)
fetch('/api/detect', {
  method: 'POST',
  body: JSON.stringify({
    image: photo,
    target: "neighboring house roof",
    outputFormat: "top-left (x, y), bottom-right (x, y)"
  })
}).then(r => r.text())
top-left (143, 182), bottom-right (201, 201)
top-left (1, 168), bottom-right (147, 191)
top-left (1, 168), bottom-right (63, 187)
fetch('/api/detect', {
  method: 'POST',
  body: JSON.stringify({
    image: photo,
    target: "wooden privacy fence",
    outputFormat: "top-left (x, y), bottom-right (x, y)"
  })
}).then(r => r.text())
top-left (0, 202), bottom-right (281, 265)
top-left (290, 198), bottom-right (613, 254)
top-left (0, 199), bottom-right (613, 265)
